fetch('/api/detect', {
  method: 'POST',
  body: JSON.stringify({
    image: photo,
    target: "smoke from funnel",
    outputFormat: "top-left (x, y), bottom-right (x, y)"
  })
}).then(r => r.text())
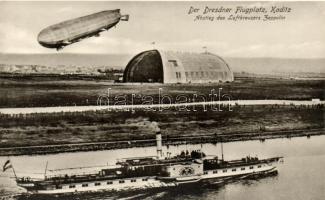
top-left (148, 121), bottom-right (160, 133)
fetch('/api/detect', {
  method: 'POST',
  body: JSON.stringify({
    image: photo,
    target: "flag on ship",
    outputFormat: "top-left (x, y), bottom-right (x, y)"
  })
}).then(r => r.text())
top-left (3, 159), bottom-right (12, 172)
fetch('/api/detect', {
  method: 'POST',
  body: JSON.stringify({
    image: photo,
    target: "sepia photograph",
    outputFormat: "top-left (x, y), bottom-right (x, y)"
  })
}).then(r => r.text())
top-left (0, 0), bottom-right (324, 199)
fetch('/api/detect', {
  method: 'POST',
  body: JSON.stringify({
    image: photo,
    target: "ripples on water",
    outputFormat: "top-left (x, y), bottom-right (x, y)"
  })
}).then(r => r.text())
top-left (1, 136), bottom-right (325, 200)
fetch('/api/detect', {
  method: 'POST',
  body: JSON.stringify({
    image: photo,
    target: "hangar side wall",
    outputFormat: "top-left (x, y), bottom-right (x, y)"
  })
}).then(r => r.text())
top-left (159, 51), bottom-right (186, 83)
top-left (161, 51), bottom-right (234, 84)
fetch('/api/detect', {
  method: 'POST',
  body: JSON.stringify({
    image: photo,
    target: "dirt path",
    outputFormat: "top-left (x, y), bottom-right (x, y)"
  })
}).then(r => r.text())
top-left (0, 100), bottom-right (323, 115)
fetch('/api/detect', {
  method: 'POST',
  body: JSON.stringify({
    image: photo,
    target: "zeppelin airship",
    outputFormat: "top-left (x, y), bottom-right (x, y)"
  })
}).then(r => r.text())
top-left (37, 9), bottom-right (129, 50)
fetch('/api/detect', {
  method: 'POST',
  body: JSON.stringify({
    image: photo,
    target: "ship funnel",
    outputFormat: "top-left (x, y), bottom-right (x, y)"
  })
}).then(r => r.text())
top-left (148, 121), bottom-right (162, 159)
top-left (156, 131), bottom-right (162, 159)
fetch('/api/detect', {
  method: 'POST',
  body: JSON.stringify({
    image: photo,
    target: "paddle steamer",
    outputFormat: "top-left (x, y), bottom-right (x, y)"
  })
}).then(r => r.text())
top-left (11, 131), bottom-right (283, 194)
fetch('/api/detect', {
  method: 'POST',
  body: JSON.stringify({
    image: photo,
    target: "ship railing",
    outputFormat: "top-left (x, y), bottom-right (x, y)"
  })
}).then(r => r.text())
top-left (118, 157), bottom-right (197, 167)
top-left (45, 167), bottom-right (118, 180)
top-left (46, 164), bottom-right (118, 176)
top-left (117, 156), bottom-right (158, 163)
top-left (46, 173), bottom-right (116, 180)
top-left (45, 172), bottom-right (98, 180)
top-left (205, 156), bottom-right (283, 169)
top-left (17, 176), bottom-right (44, 182)
top-left (48, 164), bottom-right (117, 172)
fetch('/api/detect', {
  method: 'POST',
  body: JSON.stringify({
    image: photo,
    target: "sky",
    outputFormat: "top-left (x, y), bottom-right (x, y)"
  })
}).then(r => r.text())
top-left (0, 1), bottom-right (325, 58)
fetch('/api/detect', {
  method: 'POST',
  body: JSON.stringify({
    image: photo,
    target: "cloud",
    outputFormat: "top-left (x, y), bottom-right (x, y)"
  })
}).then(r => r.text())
top-left (222, 41), bottom-right (325, 58)
top-left (61, 36), bottom-right (151, 54)
top-left (57, 7), bottom-right (74, 13)
top-left (1, 26), bottom-right (324, 59)
top-left (152, 39), bottom-right (230, 55)
top-left (0, 22), bottom-right (42, 53)
top-left (0, 22), bottom-right (324, 59)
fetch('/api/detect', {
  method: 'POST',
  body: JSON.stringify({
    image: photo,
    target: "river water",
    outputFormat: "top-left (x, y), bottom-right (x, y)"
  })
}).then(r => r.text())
top-left (0, 135), bottom-right (324, 200)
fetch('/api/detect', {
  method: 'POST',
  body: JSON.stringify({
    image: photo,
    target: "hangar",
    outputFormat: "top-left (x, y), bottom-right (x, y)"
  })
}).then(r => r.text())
top-left (123, 50), bottom-right (234, 83)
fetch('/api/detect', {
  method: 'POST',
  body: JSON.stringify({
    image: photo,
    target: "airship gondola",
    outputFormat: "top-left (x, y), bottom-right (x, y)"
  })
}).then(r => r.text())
top-left (37, 9), bottom-right (129, 50)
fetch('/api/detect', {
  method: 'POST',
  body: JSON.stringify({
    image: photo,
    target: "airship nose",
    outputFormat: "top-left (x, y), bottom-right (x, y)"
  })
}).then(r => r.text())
top-left (37, 28), bottom-right (53, 47)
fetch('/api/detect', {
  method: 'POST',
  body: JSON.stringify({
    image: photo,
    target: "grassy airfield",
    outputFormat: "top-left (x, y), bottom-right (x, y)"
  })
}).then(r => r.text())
top-left (0, 77), bottom-right (323, 108)
top-left (0, 77), bottom-right (324, 155)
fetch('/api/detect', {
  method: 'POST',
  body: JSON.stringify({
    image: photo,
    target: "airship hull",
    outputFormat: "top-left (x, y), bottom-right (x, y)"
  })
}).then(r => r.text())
top-left (37, 9), bottom-right (128, 50)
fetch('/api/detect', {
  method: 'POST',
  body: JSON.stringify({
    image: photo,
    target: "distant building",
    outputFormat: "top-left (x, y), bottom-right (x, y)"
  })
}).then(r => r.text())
top-left (123, 50), bottom-right (234, 83)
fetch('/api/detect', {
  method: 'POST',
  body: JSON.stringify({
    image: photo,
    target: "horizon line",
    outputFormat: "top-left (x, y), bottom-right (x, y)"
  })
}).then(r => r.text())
top-left (1, 52), bottom-right (325, 60)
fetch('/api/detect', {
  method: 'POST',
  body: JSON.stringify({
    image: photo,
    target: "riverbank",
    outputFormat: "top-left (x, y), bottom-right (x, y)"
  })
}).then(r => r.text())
top-left (0, 128), bottom-right (323, 156)
top-left (0, 103), bottom-right (323, 156)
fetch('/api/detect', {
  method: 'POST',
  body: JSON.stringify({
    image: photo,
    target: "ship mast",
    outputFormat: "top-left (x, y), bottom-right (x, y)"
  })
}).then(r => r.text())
top-left (221, 141), bottom-right (224, 161)
top-left (44, 161), bottom-right (48, 179)
top-left (12, 165), bottom-right (17, 180)
top-left (7, 157), bottom-right (17, 180)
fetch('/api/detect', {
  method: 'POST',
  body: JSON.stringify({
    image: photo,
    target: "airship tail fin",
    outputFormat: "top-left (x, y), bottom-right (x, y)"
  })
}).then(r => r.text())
top-left (121, 15), bottom-right (129, 21)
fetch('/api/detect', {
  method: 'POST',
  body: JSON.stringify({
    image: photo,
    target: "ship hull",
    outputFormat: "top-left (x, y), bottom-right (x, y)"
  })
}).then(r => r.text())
top-left (17, 163), bottom-right (279, 194)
